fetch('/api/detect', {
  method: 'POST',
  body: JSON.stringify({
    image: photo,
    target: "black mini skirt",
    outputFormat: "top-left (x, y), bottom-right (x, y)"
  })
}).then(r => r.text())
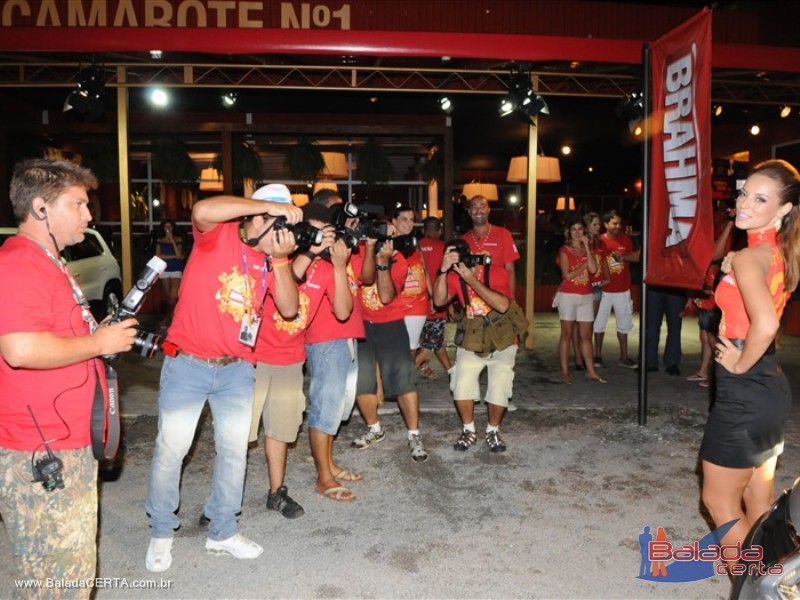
top-left (700, 354), bottom-right (791, 469)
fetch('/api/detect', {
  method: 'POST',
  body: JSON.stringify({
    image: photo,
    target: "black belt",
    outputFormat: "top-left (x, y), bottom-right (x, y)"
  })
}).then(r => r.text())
top-left (176, 349), bottom-right (241, 366)
top-left (729, 338), bottom-right (776, 356)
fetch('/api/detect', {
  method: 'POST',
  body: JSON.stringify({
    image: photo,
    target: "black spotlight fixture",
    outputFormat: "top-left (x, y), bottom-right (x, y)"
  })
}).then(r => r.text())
top-left (499, 67), bottom-right (549, 124)
top-left (616, 91), bottom-right (644, 133)
top-left (221, 91), bottom-right (238, 108)
top-left (438, 96), bottom-right (453, 114)
top-left (63, 64), bottom-right (106, 122)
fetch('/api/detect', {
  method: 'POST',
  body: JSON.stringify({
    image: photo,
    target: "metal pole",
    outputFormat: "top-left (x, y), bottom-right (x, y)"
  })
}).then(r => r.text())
top-left (638, 44), bottom-right (651, 426)
top-left (524, 88), bottom-right (539, 350)
top-left (116, 66), bottom-right (132, 292)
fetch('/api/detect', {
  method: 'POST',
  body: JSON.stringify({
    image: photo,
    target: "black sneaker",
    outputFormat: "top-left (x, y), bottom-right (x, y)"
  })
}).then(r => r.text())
top-left (267, 486), bottom-right (305, 519)
top-left (485, 430), bottom-right (507, 453)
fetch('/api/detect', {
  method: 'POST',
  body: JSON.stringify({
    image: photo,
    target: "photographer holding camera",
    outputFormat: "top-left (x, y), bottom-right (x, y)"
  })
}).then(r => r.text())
top-left (145, 183), bottom-right (300, 573)
top-left (0, 159), bottom-right (138, 595)
top-left (433, 237), bottom-right (527, 453)
top-left (350, 219), bottom-right (429, 463)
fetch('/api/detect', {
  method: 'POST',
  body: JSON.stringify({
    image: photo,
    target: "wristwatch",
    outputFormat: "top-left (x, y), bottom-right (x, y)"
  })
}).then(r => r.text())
top-left (376, 264), bottom-right (390, 271)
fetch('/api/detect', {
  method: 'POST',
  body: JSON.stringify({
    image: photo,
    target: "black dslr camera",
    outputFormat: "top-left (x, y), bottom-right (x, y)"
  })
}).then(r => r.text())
top-left (446, 238), bottom-right (492, 268)
top-left (103, 256), bottom-right (166, 362)
top-left (273, 216), bottom-right (325, 248)
top-left (392, 234), bottom-right (419, 258)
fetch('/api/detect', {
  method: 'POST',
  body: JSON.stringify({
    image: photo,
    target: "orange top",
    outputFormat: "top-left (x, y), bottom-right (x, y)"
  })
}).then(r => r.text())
top-left (717, 228), bottom-right (789, 339)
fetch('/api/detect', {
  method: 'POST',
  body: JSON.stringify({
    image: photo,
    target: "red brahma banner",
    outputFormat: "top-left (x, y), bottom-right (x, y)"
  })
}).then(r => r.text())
top-left (646, 8), bottom-right (713, 290)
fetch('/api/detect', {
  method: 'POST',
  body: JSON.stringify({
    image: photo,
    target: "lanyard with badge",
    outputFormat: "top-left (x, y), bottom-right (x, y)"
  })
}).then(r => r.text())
top-left (29, 238), bottom-right (120, 460)
top-left (239, 250), bottom-right (269, 347)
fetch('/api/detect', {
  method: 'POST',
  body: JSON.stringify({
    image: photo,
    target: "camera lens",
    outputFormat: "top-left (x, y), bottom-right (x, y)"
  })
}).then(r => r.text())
top-left (132, 330), bottom-right (162, 359)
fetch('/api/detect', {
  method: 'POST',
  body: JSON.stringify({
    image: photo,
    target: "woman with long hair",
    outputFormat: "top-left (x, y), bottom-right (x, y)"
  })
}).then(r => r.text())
top-left (555, 216), bottom-right (606, 385)
top-left (700, 159), bottom-right (800, 550)
top-left (155, 219), bottom-right (184, 327)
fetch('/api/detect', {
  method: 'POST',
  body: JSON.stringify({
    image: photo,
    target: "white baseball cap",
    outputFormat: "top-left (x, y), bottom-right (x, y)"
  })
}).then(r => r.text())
top-left (251, 183), bottom-right (292, 204)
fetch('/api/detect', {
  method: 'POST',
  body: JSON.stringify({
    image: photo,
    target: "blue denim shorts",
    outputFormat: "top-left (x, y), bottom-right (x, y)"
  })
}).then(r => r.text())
top-left (305, 339), bottom-right (357, 435)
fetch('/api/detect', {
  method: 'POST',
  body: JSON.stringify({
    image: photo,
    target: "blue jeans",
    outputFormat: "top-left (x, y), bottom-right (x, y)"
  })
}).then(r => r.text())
top-left (146, 355), bottom-right (254, 541)
top-left (305, 339), bottom-right (357, 435)
top-left (645, 286), bottom-right (685, 369)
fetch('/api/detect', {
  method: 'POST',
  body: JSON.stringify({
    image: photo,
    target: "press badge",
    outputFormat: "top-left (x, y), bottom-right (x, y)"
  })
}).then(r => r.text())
top-left (239, 312), bottom-right (262, 347)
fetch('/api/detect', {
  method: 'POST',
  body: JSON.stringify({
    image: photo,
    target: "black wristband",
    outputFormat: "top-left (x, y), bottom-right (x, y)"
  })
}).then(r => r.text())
top-left (376, 264), bottom-right (390, 271)
top-left (437, 269), bottom-right (448, 276)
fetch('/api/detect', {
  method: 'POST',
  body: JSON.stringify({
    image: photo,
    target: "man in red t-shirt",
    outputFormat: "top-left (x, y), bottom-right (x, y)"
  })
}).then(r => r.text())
top-left (461, 195), bottom-right (520, 299)
top-left (145, 184), bottom-right (301, 573)
top-left (0, 159), bottom-right (138, 592)
top-left (461, 194), bottom-right (521, 409)
top-left (300, 190), bottom-right (366, 502)
top-left (416, 216), bottom-right (453, 378)
top-left (433, 239), bottom-right (519, 452)
top-left (593, 210), bottom-right (640, 368)
top-left (351, 227), bottom-right (429, 463)
top-left (249, 200), bottom-right (355, 511)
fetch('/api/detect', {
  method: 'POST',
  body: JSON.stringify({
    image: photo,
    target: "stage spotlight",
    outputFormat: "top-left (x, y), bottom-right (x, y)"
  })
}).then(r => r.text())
top-left (713, 104), bottom-right (723, 117)
top-left (63, 64), bottom-right (106, 122)
top-left (499, 68), bottom-right (549, 124)
top-left (750, 123), bottom-right (761, 136)
top-left (780, 105), bottom-right (792, 118)
top-left (149, 88), bottom-right (169, 108)
top-left (221, 92), bottom-right (238, 108)
top-left (438, 96), bottom-right (453, 114)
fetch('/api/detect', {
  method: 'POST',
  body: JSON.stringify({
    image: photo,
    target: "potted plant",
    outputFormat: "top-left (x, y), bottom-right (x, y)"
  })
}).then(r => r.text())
top-left (150, 138), bottom-right (196, 183)
top-left (284, 137), bottom-right (324, 181)
top-left (356, 137), bottom-right (392, 185)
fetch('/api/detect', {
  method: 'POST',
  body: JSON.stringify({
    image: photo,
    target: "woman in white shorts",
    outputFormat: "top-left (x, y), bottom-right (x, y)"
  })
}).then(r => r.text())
top-left (555, 218), bottom-right (607, 385)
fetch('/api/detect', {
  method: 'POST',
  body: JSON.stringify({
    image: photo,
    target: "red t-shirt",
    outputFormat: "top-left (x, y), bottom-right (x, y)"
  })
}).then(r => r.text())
top-left (255, 258), bottom-right (335, 365)
top-left (167, 221), bottom-right (276, 363)
top-left (352, 248), bottom-right (409, 323)
top-left (599, 232), bottom-right (634, 293)
top-left (446, 266), bottom-right (511, 320)
top-left (305, 259), bottom-right (365, 343)
top-left (461, 225), bottom-right (519, 298)
top-left (401, 250), bottom-right (430, 317)
top-left (558, 246), bottom-right (592, 295)
top-left (0, 237), bottom-right (105, 451)
top-left (419, 237), bottom-right (446, 318)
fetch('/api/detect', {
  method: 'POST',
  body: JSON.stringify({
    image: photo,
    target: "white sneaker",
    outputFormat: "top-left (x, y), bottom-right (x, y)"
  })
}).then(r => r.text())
top-left (205, 534), bottom-right (263, 559)
top-left (145, 537), bottom-right (173, 573)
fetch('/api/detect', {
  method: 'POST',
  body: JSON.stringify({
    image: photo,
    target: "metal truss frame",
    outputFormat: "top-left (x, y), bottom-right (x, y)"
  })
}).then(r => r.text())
top-left (1, 60), bottom-right (798, 105)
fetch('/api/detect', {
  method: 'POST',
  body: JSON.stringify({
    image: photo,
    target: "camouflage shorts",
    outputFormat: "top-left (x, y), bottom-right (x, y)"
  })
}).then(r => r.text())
top-left (0, 446), bottom-right (97, 599)
top-left (420, 318), bottom-right (447, 351)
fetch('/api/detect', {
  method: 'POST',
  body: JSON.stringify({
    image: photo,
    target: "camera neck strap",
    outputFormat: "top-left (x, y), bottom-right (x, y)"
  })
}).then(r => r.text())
top-left (459, 266), bottom-right (491, 311)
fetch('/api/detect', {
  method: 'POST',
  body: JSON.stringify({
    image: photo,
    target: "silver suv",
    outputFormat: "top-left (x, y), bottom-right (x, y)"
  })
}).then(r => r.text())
top-left (0, 227), bottom-right (123, 318)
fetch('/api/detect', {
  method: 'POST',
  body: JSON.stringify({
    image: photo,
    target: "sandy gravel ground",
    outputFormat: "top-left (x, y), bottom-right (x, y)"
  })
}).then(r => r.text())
top-left (2, 313), bottom-right (799, 599)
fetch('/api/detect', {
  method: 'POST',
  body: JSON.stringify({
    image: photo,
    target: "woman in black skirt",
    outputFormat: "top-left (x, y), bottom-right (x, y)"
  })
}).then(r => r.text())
top-left (701, 160), bottom-right (800, 548)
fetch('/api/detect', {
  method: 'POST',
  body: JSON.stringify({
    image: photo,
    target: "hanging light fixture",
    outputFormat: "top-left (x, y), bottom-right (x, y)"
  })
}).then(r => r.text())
top-left (319, 152), bottom-right (348, 179)
top-left (506, 155), bottom-right (561, 184)
top-left (556, 196), bottom-right (576, 211)
top-left (291, 193), bottom-right (310, 207)
top-left (462, 182), bottom-right (498, 201)
top-left (313, 181), bottom-right (338, 195)
top-left (199, 167), bottom-right (224, 191)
